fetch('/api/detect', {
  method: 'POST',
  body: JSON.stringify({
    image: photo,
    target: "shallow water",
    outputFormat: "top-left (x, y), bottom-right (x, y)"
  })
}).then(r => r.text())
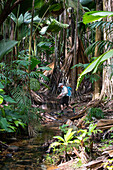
top-left (0, 126), bottom-right (60, 170)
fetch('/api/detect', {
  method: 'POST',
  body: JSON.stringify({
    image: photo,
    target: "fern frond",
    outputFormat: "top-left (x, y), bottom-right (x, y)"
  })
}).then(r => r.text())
top-left (11, 86), bottom-right (31, 108)
top-left (85, 40), bottom-right (113, 56)
top-left (29, 71), bottom-right (39, 78)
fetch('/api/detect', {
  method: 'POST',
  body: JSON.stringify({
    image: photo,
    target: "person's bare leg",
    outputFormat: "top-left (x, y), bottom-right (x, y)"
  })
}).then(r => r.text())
top-left (61, 104), bottom-right (64, 113)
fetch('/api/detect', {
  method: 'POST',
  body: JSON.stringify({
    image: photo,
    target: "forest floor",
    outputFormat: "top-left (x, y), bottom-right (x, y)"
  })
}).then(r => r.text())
top-left (40, 95), bottom-right (113, 170)
top-left (0, 92), bottom-right (113, 170)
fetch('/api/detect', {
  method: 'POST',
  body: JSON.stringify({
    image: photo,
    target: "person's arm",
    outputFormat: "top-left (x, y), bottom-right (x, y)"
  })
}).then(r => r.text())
top-left (57, 92), bottom-right (63, 99)
top-left (57, 86), bottom-right (68, 98)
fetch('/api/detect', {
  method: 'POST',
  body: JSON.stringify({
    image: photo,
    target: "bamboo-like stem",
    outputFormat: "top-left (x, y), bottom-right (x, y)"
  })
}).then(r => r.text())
top-left (72, 0), bottom-right (79, 97)
top-left (28, 0), bottom-right (35, 92)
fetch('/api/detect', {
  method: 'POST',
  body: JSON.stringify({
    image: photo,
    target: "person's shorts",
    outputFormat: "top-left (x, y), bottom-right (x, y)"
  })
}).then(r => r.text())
top-left (60, 96), bottom-right (69, 106)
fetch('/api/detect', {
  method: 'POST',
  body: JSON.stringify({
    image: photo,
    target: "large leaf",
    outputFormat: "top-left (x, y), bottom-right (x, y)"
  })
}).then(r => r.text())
top-left (37, 66), bottom-right (52, 71)
top-left (64, 128), bottom-right (76, 142)
top-left (0, 39), bottom-right (18, 61)
top-left (53, 136), bottom-right (65, 142)
top-left (83, 11), bottom-right (113, 24)
top-left (50, 142), bottom-right (61, 148)
top-left (0, 82), bottom-right (4, 89)
top-left (9, 13), bottom-right (17, 23)
top-left (47, 18), bottom-right (69, 33)
top-left (40, 26), bottom-right (48, 35)
top-left (0, 95), bottom-right (3, 104)
top-left (3, 95), bottom-right (17, 103)
top-left (30, 58), bottom-right (41, 71)
top-left (40, 18), bottom-right (69, 34)
top-left (0, 117), bottom-right (14, 132)
top-left (76, 49), bottom-right (113, 90)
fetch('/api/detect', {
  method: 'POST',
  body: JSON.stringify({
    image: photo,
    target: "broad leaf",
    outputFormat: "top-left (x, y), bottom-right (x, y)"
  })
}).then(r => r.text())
top-left (4, 95), bottom-right (17, 103)
top-left (76, 49), bottom-right (113, 90)
top-left (9, 13), bottom-right (17, 23)
top-left (0, 117), bottom-right (14, 132)
top-left (40, 19), bottom-right (69, 35)
top-left (0, 39), bottom-right (18, 61)
top-left (83, 11), bottom-right (113, 24)
top-left (0, 82), bottom-right (4, 89)
top-left (37, 66), bottom-right (52, 71)
top-left (40, 26), bottom-right (48, 35)
top-left (64, 128), bottom-right (76, 142)
top-left (30, 58), bottom-right (41, 71)
top-left (50, 142), bottom-right (61, 148)
top-left (76, 57), bottom-right (101, 90)
top-left (53, 136), bottom-right (65, 142)
top-left (0, 89), bottom-right (5, 94)
top-left (0, 95), bottom-right (3, 104)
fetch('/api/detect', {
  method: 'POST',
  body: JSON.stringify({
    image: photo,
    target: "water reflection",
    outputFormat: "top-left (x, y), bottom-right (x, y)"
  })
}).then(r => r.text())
top-left (0, 127), bottom-right (60, 170)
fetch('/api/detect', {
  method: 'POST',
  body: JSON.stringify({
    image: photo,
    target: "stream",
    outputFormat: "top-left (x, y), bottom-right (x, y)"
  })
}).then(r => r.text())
top-left (0, 102), bottom-right (63, 170)
top-left (0, 125), bottom-right (60, 170)
top-left (0, 100), bottom-right (75, 170)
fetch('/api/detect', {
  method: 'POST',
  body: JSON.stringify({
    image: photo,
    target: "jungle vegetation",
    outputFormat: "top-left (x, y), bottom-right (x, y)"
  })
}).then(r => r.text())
top-left (0, 0), bottom-right (113, 168)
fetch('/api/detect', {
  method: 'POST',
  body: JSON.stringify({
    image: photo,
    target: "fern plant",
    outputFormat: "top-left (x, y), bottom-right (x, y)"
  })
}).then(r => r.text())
top-left (86, 107), bottom-right (104, 121)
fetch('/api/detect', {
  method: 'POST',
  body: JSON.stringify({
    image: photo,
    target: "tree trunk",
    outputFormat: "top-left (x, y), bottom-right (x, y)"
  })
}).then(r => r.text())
top-left (100, 0), bottom-right (113, 100)
top-left (93, 0), bottom-right (103, 100)
top-left (72, 0), bottom-right (79, 97)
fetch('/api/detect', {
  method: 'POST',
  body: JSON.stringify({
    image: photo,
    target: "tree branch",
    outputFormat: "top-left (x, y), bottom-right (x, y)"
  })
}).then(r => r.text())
top-left (0, 0), bottom-right (23, 26)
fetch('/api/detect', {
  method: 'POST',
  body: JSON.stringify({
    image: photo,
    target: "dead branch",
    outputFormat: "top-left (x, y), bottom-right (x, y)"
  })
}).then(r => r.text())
top-left (70, 99), bottom-right (100, 121)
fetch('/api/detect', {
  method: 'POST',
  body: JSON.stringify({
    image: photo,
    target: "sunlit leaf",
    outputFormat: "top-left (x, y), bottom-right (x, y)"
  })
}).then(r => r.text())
top-left (0, 95), bottom-right (3, 104)
top-left (53, 136), bottom-right (65, 142)
top-left (50, 142), bottom-right (61, 148)
top-left (40, 26), bottom-right (48, 35)
top-left (83, 11), bottom-right (113, 24)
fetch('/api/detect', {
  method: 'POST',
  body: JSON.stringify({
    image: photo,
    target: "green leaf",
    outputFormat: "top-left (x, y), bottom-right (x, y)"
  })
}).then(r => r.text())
top-left (0, 82), bottom-right (4, 89)
top-left (30, 78), bottom-right (40, 91)
top-left (76, 49), bottom-right (113, 90)
top-left (0, 117), bottom-right (8, 130)
top-left (37, 66), bottom-right (52, 71)
top-left (18, 14), bottom-right (24, 27)
top-left (4, 95), bottom-right (17, 103)
top-left (9, 13), bottom-right (17, 23)
top-left (30, 58), bottom-right (41, 71)
top-left (64, 128), bottom-right (76, 142)
top-left (0, 89), bottom-right (5, 94)
top-left (50, 142), bottom-right (61, 148)
top-left (0, 95), bottom-right (3, 104)
top-left (40, 18), bottom-right (69, 34)
top-left (8, 125), bottom-right (16, 131)
top-left (76, 57), bottom-right (101, 90)
top-left (73, 139), bottom-right (81, 144)
top-left (40, 26), bottom-right (48, 35)
top-left (83, 11), bottom-right (113, 24)
top-left (0, 39), bottom-right (18, 61)
top-left (47, 18), bottom-right (69, 33)
top-left (14, 120), bottom-right (26, 128)
top-left (53, 136), bottom-right (65, 142)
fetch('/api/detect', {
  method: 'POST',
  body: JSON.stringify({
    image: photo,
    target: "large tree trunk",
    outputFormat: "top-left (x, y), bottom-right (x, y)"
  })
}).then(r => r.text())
top-left (72, 0), bottom-right (79, 97)
top-left (0, 0), bottom-right (23, 26)
top-left (100, 0), bottom-right (113, 100)
top-left (93, 0), bottom-right (103, 100)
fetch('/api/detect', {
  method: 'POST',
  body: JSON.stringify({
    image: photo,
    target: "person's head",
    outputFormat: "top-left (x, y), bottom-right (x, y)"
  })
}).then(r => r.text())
top-left (58, 83), bottom-right (63, 88)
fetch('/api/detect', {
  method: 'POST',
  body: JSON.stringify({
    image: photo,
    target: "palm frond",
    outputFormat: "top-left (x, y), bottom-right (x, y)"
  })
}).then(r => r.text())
top-left (11, 86), bottom-right (31, 108)
top-left (85, 40), bottom-right (113, 56)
